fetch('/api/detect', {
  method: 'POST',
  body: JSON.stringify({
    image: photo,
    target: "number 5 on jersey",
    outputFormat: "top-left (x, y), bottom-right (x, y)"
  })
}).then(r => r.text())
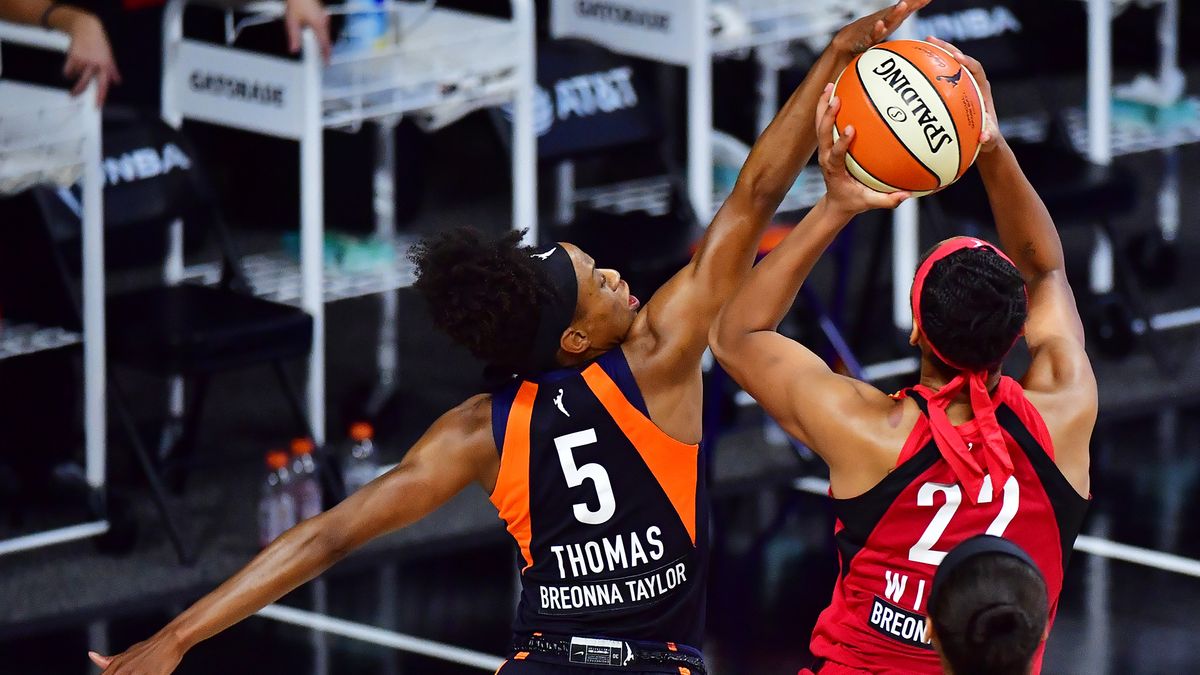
top-left (555, 429), bottom-right (616, 525)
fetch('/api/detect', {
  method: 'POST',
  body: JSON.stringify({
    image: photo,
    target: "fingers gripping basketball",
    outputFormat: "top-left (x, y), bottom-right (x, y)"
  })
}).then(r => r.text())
top-left (831, 39), bottom-right (985, 196)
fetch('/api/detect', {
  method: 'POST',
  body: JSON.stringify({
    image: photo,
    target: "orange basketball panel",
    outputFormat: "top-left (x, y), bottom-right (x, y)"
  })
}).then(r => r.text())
top-left (833, 56), bottom-right (940, 193)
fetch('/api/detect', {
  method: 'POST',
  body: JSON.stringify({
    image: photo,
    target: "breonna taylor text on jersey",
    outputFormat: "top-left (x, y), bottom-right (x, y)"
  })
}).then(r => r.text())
top-left (809, 377), bottom-right (1089, 675)
top-left (489, 348), bottom-right (709, 648)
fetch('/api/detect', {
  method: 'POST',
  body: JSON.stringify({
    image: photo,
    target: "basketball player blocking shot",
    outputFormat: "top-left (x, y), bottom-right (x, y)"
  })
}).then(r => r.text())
top-left (710, 44), bottom-right (1093, 675)
top-left (88, 3), bottom-right (928, 674)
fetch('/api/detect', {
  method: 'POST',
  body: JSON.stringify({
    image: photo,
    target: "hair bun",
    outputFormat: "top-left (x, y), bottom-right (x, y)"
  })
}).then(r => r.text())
top-left (967, 603), bottom-right (1029, 646)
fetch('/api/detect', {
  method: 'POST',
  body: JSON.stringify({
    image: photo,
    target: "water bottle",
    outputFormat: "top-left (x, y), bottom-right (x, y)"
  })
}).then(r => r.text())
top-left (290, 438), bottom-right (324, 521)
top-left (343, 422), bottom-right (379, 494)
top-left (333, 0), bottom-right (390, 56)
top-left (258, 450), bottom-right (297, 548)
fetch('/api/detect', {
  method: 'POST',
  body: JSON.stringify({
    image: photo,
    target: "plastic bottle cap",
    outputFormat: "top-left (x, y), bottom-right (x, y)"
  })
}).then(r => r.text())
top-left (266, 451), bottom-right (289, 470)
top-left (349, 421), bottom-right (374, 442)
top-left (290, 438), bottom-right (315, 455)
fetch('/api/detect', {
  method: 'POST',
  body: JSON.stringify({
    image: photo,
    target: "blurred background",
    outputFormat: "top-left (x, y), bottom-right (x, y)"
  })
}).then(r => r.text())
top-left (1, 0), bottom-right (1200, 673)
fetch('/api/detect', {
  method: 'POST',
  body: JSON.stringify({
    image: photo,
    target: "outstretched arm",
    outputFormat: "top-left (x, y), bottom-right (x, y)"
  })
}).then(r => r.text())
top-left (632, 1), bottom-right (928, 373)
top-left (710, 87), bottom-right (909, 496)
top-left (89, 396), bottom-right (497, 675)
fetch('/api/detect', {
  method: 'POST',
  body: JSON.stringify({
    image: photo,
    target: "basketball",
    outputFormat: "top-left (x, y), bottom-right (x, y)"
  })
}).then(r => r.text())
top-left (832, 39), bottom-right (985, 196)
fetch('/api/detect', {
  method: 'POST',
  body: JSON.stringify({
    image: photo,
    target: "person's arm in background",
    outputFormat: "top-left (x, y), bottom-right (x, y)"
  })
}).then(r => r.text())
top-left (630, 1), bottom-right (929, 376)
top-left (284, 0), bottom-right (330, 62)
top-left (88, 395), bottom-right (498, 675)
top-left (710, 87), bottom-right (909, 498)
top-left (0, 0), bottom-right (120, 105)
top-left (928, 38), bottom-right (1094, 496)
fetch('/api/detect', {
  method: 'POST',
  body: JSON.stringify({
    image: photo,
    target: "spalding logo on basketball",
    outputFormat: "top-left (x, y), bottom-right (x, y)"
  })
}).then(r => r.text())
top-left (832, 40), bottom-right (984, 196)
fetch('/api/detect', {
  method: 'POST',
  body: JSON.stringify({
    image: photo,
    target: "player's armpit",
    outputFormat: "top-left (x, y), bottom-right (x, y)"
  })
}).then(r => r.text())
top-left (1020, 271), bottom-right (1092, 394)
top-left (325, 394), bottom-right (498, 556)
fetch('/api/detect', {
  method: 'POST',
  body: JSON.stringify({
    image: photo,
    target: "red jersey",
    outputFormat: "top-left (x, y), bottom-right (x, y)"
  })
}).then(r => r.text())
top-left (808, 377), bottom-right (1090, 674)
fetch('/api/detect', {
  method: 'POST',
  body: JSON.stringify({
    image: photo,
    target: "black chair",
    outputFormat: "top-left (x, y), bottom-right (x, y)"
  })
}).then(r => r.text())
top-left (31, 108), bottom-right (321, 564)
top-left (492, 38), bottom-right (699, 291)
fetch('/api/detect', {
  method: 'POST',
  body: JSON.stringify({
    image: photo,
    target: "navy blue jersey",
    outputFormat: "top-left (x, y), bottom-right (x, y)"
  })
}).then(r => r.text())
top-left (490, 348), bottom-right (708, 648)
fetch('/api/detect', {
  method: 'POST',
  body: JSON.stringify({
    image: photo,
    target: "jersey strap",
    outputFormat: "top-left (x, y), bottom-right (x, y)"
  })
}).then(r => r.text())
top-left (580, 363), bottom-right (700, 545)
top-left (995, 400), bottom-right (1091, 569)
top-left (894, 390), bottom-right (933, 466)
top-left (909, 379), bottom-right (1013, 506)
top-left (489, 381), bottom-right (538, 571)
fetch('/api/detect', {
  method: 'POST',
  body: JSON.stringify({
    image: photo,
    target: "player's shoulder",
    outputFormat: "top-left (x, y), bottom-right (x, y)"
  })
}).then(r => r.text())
top-left (820, 392), bottom-right (920, 498)
top-left (1020, 336), bottom-right (1097, 435)
top-left (442, 394), bottom-right (495, 441)
top-left (832, 380), bottom-right (917, 438)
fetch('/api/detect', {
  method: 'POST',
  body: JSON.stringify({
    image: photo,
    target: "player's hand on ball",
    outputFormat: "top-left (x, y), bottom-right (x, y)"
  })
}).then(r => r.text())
top-left (816, 84), bottom-right (911, 215)
top-left (88, 636), bottom-right (184, 675)
top-left (831, 0), bottom-right (931, 58)
top-left (927, 36), bottom-right (1003, 153)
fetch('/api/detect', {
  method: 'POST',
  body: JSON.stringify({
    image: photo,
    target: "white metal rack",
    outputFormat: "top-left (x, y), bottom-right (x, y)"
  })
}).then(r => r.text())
top-left (573, 167), bottom-right (830, 220)
top-left (869, 0), bottom-right (1198, 383)
top-left (179, 236), bottom-right (417, 305)
top-left (551, 0), bottom-right (892, 221)
top-left (883, 0), bottom-right (1198, 337)
top-left (0, 23), bottom-right (108, 556)
top-left (549, 0), bottom-right (912, 336)
top-left (161, 0), bottom-right (536, 443)
top-left (0, 322), bottom-right (82, 360)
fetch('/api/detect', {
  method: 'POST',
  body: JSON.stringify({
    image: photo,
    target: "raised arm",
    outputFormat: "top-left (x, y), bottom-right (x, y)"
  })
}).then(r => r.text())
top-left (0, 0), bottom-right (120, 104)
top-left (927, 40), bottom-right (1094, 495)
top-left (710, 87), bottom-right (909, 497)
top-left (89, 396), bottom-right (497, 675)
top-left (928, 40), bottom-right (1095, 400)
top-left (631, 1), bottom-right (929, 372)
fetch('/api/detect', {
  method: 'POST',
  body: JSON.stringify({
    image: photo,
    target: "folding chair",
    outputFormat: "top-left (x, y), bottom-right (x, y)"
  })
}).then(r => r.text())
top-left (31, 107), bottom-right (322, 563)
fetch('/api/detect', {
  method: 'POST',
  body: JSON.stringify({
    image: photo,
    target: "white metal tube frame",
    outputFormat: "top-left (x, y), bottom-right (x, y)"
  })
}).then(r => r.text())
top-left (687, 4), bottom-right (714, 222)
top-left (161, 0), bottom-right (537, 444)
top-left (1084, 0), bottom-right (1200, 337)
top-left (0, 22), bottom-right (109, 556)
top-left (1086, 0), bottom-right (1115, 295)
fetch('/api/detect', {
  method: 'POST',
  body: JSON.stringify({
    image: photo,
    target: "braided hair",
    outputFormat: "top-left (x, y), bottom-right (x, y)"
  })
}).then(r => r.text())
top-left (918, 246), bottom-right (1028, 371)
top-left (929, 553), bottom-right (1048, 675)
top-left (409, 227), bottom-right (556, 372)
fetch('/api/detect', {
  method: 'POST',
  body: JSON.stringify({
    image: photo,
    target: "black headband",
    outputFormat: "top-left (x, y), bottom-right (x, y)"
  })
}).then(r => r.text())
top-left (930, 535), bottom-right (1042, 610)
top-left (521, 244), bottom-right (578, 375)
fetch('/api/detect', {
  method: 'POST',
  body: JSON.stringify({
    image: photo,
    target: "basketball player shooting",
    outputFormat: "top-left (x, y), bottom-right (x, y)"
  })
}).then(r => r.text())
top-left (710, 43), bottom-right (1094, 675)
top-left (88, 3), bottom-right (928, 674)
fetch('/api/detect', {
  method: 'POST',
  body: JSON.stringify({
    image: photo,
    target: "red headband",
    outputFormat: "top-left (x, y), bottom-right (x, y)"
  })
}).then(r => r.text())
top-left (908, 237), bottom-right (1027, 505)
top-left (911, 237), bottom-right (1026, 370)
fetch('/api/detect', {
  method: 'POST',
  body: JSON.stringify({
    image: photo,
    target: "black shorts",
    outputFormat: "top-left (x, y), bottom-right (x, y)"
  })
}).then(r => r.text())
top-left (496, 655), bottom-right (696, 674)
